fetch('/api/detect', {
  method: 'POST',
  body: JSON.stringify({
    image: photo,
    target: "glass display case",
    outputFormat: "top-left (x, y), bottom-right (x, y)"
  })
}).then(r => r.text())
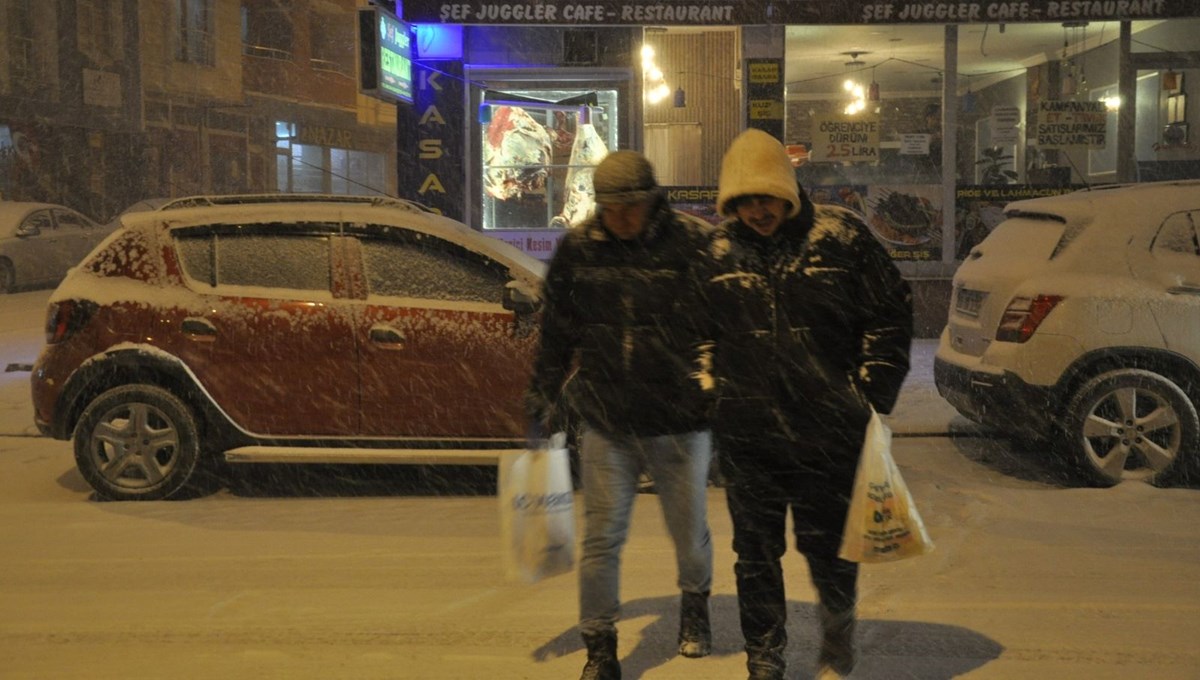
top-left (478, 89), bottom-right (619, 231)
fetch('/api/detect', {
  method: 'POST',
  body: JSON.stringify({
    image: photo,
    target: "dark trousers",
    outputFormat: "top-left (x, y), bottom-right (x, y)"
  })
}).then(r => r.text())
top-left (723, 459), bottom-right (859, 653)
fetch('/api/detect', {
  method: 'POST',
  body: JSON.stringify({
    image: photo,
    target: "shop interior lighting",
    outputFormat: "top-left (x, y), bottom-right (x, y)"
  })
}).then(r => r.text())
top-left (641, 43), bottom-right (671, 105)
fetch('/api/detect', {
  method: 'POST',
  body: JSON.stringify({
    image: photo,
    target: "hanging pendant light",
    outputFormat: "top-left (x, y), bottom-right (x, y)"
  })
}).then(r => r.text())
top-left (867, 67), bottom-right (880, 102)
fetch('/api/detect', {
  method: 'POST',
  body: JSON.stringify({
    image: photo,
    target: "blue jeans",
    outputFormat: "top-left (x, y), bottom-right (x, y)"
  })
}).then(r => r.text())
top-left (577, 428), bottom-right (714, 636)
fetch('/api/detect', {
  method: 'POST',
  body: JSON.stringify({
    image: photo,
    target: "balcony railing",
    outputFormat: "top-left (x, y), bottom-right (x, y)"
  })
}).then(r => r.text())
top-left (242, 43), bottom-right (293, 61)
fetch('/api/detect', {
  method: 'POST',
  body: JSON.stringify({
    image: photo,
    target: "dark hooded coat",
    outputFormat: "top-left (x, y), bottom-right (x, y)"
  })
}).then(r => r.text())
top-left (526, 194), bottom-right (712, 437)
top-left (697, 192), bottom-right (913, 548)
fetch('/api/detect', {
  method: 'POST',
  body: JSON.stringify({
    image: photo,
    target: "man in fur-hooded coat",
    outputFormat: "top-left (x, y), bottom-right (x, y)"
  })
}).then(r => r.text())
top-left (697, 129), bottom-right (913, 680)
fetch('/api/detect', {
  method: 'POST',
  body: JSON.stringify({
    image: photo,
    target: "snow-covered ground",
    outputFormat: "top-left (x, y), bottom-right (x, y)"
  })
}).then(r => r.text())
top-left (2, 288), bottom-right (1198, 679)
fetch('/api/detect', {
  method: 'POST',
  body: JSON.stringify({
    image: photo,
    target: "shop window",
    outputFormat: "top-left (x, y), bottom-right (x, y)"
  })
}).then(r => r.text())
top-left (275, 121), bottom-right (386, 196)
top-left (479, 89), bottom-right (619, 231)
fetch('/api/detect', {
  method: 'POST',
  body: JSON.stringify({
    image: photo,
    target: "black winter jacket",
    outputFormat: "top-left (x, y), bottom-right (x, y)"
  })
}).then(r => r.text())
top-left (698, 195), bottom-right (913, 446)
top-left (527, 195), bottom-right (712, 437)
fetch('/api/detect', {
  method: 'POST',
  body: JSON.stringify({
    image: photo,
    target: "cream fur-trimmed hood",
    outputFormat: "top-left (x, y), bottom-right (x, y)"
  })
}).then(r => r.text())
top-left (716, 129), bottom-right (802, 218)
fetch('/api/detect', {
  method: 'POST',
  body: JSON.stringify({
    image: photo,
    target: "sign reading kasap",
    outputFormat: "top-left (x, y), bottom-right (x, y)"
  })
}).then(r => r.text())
top-left (809, 114), bottom-right (880, 163)
top-left (1036, 100), bottom-right (1107, 148)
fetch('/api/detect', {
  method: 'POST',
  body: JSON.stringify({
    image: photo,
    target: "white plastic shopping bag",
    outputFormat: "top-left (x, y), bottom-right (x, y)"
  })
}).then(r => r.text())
top-left (839, 410), bottom-right (934, 563)
top-left (498, 432), bottom-right (576, 583)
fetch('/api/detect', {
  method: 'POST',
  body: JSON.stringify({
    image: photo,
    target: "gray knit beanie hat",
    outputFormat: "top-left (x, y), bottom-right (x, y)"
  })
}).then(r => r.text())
top-left (592, 150), bottom-right (660, 204)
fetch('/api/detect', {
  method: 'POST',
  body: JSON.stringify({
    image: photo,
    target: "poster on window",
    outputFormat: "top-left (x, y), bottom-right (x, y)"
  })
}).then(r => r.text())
top-left (954, 185), bottom-right (1082, 260)
top-left (864, 184), bottom-right (942, 261)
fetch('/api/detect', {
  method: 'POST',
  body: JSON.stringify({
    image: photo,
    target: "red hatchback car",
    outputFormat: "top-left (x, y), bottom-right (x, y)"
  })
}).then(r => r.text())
top-left (31, 195), bottom-right (546, 500)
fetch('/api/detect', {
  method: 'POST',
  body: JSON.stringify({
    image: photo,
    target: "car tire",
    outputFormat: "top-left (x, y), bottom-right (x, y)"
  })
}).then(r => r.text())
top-left (0, 259), bottom-right (14, 294)
top-left (74, 384), bottom-right (208, 501)
top-left (1062, 369), bottom-right (1199, 487)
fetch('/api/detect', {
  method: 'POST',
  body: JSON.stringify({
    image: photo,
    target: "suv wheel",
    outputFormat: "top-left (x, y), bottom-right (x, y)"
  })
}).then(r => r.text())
top-left (74, 385), bottom-right (206, 501)
top-left (1063, 369), bottom-right (1198, 487)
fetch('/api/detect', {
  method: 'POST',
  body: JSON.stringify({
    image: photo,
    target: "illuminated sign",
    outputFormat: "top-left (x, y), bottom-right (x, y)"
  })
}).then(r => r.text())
top-left (359, 7), bottom-right (414, 104)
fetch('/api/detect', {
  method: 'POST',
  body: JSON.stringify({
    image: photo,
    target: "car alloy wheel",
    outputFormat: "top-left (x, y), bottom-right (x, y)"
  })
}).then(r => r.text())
top-left (74, 384), bottom-right (205, 501)
top-left (1064, 369), bottom-right (1198, 487)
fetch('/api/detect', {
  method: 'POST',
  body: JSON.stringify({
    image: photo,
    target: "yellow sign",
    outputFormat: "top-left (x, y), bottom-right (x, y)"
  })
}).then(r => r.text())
top-left (749, 62), bottom-right (780, 84)
top-left (749, 100), bottom-right (784, 120)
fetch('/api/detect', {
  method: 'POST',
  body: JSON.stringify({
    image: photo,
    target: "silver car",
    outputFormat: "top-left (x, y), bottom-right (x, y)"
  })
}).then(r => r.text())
top-left (0, 202), bottom-right (110, 293)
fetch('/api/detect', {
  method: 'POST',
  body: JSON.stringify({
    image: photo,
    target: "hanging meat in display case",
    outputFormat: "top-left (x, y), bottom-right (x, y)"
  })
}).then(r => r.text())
top-left (478, 90), bottom-right (619, 233)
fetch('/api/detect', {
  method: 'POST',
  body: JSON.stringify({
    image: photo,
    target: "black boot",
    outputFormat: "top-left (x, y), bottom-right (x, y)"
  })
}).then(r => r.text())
top-left (816, 604), bottom-right (856, 678)
top-left (678, 590), bottom-right (712, 658)
top-left (745, 632), bottom-right (786, 680)
top-left (580, 630), bottom-right (620, 680)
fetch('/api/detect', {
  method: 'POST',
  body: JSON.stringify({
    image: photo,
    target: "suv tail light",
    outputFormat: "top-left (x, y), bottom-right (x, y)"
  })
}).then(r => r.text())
top-left (45, 300), bottom-right (96, 344)
top-left (995, 295), bottom-right (1063, 343)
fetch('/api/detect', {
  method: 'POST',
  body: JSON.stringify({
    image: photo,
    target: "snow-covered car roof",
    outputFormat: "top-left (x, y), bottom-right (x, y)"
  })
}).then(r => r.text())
top-left (118, 199), bottom-right (548, 281)
top-left (1003, 179), bottom-right (1200, 227)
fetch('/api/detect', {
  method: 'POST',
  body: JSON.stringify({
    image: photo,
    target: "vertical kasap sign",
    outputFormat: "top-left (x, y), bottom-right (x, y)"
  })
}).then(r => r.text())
top-left (359, 6), bottom-right (414, 104)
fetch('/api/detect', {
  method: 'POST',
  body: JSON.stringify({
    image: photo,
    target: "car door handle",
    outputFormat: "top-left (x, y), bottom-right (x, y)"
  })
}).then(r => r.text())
top-left (182, 317), bottom-right (216, 340)
top-left (1167, 285), bottom-right (1200, 296)
top-left (369, 324), bottom-right (406, 347)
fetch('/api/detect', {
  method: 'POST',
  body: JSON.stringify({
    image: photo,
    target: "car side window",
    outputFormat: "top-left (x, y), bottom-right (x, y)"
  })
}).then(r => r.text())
top-left (360, 234), bottom-right (506, 304)
top-left (1152, 211), bottom-right (1200, 257)
top-left (19, 211), bottom-right (53, 236)
top-left (175, 232), bottom-right (331, 291)
top-left (53, 210), bottom-right (92, 230)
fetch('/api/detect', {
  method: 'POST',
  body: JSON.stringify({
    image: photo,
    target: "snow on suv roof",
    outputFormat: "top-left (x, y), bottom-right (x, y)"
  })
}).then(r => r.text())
top-left (1003, 179), bottom-right (1200, 225)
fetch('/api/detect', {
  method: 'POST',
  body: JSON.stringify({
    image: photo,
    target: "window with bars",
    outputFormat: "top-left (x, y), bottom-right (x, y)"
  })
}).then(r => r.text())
top-left (176, 0), bottom-right (215, 65)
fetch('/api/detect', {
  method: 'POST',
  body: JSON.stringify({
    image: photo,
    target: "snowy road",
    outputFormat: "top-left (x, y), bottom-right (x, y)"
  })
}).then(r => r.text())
top-left (2, 427), bottom-right (1199, 679)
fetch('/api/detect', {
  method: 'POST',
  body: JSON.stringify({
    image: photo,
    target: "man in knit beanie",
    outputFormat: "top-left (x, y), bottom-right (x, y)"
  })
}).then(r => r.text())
top-left (526, 150), bottom-right (715, 680)
top-left (697, 129), bottom-right (914, 680)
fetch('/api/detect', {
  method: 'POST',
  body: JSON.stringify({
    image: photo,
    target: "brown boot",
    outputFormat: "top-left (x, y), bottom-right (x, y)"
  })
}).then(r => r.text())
top-left (580, 630), bottom-right (621, 680)
top-left (816, 604), bottom-right (856, 677)
top-left (678, 590), bottom-right (712, 658)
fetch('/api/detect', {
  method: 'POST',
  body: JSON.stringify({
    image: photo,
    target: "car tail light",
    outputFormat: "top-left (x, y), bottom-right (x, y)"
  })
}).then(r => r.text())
top-left (995, 294), bottom-right (1063, 343)
top-left (44, 300), bottom-right (96, 344)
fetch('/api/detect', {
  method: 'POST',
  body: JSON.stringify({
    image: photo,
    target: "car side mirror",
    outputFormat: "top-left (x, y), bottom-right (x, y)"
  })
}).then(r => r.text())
top-left (503, 280), bottom-right (542, 315)
top-left (16, 224), bottom-right (39, 238)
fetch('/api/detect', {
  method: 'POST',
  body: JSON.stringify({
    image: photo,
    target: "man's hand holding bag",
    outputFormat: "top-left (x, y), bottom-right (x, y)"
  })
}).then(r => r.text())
top-left (499, 432), bottom-right (576, 583)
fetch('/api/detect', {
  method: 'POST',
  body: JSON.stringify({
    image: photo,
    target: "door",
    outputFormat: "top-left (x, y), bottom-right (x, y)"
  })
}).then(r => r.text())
top-left (171, 228), bottom-right (359, 436)
top-left (51, 208), bottom-right (101, 266)
top-left (14, 209), bottom-right (69, 286)
top-left (352, 230), bottom-right (537, 439)
top-left (1139, 209), bottom-right (1200, 354)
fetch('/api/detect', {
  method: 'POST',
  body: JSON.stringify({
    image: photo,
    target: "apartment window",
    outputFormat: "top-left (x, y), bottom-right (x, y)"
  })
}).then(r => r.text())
top-left (78, 0), bottom-right (121, 62)
top-left (177, 0), bottom-right (215, 65)
top-left (241, 0), bottom-right (294, 61)
top-left (8, 0), bottom-right (36, 84)
top-left (309, 12), bottom-right (352, 76)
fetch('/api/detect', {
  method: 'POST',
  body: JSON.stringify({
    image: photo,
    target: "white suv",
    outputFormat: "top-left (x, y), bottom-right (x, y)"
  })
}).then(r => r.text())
top-left (935, 180), bottom-right (1200, 487)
